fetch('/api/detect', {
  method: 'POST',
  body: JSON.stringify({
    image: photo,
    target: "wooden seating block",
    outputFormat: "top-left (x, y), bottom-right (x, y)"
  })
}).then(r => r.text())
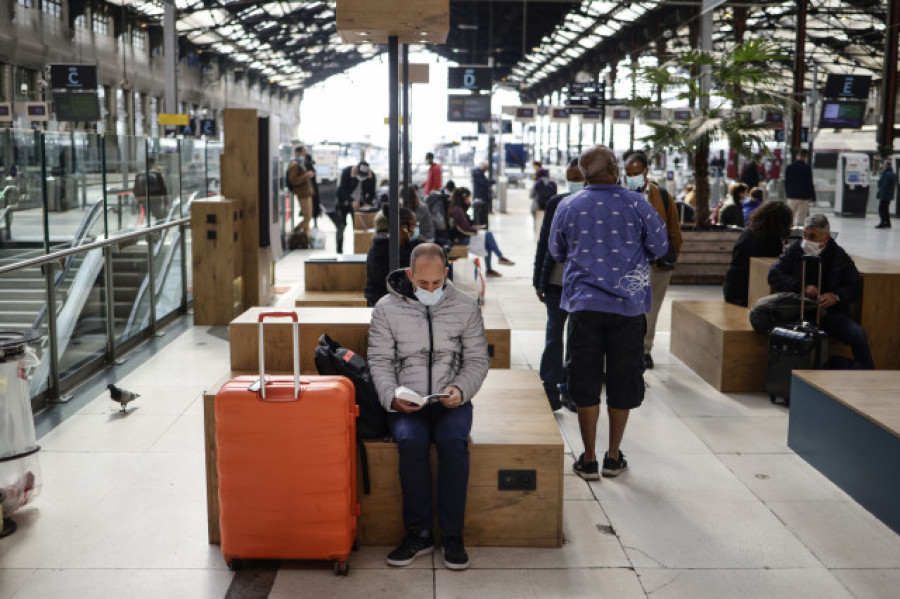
top-left (353, 211), bottom-right (376, 230)
top-left (447, 244), bottom-right (468, 259)
top-left (354, 229), bottom-right (375, 253)
top-left (230, 305), bottom-right (512, 373)
top-left (295, 291), bottom-right (368, 308)
top-left (670, 300), bottom-right (769, 392)
top-left (747, 256), bottom-right (777, 307)
top-left (672, 229), bottom-right (743, 284)
top-left (789, 370), bottom-right (900, 534)
top-left (304, 254), bottom-right (367, 292)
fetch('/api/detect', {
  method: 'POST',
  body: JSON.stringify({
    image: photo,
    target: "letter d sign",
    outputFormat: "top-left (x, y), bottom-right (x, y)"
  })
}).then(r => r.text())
top-left (463, 69), bottom-right (476, 89)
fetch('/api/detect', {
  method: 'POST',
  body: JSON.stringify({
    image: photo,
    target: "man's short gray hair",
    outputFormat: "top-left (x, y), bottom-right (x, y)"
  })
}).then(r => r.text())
top-left (804, 214), bottom-right (830, 232)
top-left (410, 243), bottom-right (446, 272)
top-left (578, 146), bottom-right (606, 180)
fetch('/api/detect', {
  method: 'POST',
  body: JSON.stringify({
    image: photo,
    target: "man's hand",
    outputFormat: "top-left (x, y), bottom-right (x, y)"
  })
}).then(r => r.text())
top-left (439, 386), bottom-right (463, 409)
top-left (805, 285), bottom-right (819, 299)
top-left (391, 397), bottom-right (424, 414)
top-left (351, 200), bottom-right (360, 210)
top-left (535, 287), bottom-right (545, 303)
top-left (818, 292), bottom-right (839, 308)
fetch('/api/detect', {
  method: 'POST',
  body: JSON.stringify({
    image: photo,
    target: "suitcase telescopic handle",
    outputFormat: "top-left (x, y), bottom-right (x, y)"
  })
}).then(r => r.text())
top-left (257, 312), bottom-right (300, 400)
top-left (800, 254), bottom-right (823, 327)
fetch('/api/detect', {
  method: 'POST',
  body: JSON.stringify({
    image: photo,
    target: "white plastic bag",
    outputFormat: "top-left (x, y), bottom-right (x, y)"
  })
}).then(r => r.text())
top-left (308, 226), bottom-right (326, 249)
top-left (0, 347), bottom-right (42, 513)
top-left (451, 258), bottom-right (485, 305)
top-left (467, 233), bottom-right (486, 256)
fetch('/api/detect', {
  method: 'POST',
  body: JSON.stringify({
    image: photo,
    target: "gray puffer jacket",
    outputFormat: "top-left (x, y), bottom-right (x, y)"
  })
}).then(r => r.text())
top-left (368, 269), bottom-right (490, 411)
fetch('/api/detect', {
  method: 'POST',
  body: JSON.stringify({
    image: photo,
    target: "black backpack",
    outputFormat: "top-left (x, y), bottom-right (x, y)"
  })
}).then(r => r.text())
top-left (534, 180), bottom-right (557, 210)
top-left (749, 292), bottom-right (820, 334)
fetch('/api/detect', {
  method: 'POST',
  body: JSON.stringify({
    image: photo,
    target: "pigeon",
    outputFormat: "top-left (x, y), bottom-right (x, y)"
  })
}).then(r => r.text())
top-left (108, 384), bottom-right (140, 412)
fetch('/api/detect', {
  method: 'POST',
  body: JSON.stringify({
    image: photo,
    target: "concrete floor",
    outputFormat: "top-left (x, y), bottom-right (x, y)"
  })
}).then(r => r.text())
top-left (1, 189), bottom-right (898, 598)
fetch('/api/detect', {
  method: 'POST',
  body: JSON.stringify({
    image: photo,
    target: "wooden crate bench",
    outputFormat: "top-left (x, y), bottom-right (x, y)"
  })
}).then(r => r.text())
top-left (354, 229), bottom-right (375, 253)
top-left (789, 370), bottom-right (900, 535)
top-left (203, 369), bottom-right (564, 548)
top-left (353, 211), bottom-right (377, 230)
top-left (748, 255), bottom-right (900, 369)
top-left (671, 229), bottom-right (742, 285)
top-left (670, 300), bottom-right (769, 392)
top-left (230, 305), bottom-right (512, 373)
top-left (447, 244), bottom-right (468, 259)
top-left (304, 254), bottom-right (367, 292)
top-left (295, 291), bottom-right (368, 307)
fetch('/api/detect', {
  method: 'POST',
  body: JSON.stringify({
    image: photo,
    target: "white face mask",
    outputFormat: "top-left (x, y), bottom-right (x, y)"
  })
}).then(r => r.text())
top-left (414, 286), bottom-right (443, 306)
top-left (567, 182), bottom-right (585, 193)
top-left (801, 239), bottom-right (824, 256)
top-left (624, 174), bottom-right (646, 191)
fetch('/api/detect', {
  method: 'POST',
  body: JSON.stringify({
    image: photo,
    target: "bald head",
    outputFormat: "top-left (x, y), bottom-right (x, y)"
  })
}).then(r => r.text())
top-left (578, 145), bottom-right (619, 185)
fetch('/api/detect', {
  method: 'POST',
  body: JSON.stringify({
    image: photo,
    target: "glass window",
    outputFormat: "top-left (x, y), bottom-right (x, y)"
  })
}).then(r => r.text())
top-left (93, 11), bottom-right (109, 36)
top-left (132, 29), bottom-right (146, 50)
top-left (74, 14), bottom-right (86, 29)
top-left (16, 0), bottom-right (34, 8)
top-left (42, 0), bottom-right (61, 18)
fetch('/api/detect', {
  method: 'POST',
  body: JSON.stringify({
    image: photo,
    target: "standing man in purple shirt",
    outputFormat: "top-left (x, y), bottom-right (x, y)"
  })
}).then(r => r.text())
top-left (549, 145), bottom-right (668, 480)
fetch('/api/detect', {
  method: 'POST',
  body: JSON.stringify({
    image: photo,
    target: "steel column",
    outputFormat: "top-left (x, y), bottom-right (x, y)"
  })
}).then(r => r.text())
top-left (388, 36), bottom-right (400, 272)
top-left (878, 0), bottom-right (900, 158)
top-left (790, 0), bottom-right (808, 153)
top-left (402, 45), bottom-right (411, 194)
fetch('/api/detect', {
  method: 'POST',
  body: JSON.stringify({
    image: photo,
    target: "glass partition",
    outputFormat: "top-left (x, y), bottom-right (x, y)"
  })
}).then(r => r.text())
top-left (105, 135), bottom-right (147, 236)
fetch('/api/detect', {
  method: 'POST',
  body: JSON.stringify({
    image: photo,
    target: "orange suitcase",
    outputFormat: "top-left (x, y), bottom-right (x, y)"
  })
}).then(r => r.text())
top-left (216, 312), bottom-right (359, 575)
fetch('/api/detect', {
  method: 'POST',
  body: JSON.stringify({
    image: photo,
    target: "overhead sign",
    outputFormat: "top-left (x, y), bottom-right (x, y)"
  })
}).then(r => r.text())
top-left (644, 109), bottom-right (663, 122)
top-left (550, 108), bottom-right (570, 122)
top-left (672, 109), bottom-right (692, 121)
top-left (200, 119), bottom-right (217, 136)
top-left (823, 74), bottom-right (871, 100)
top-left (581, 110), bottom-right (602, 121)
top-left (158, 113), bottom-right (190, 126)
top-left (448, 67), bottom-right (492, 92)
top-left (383, 116), bottom-right (409, 125)
top-left (612, 109), bottom-right (631, 121)
top-left (24, 102), bottom-right (50, 122)
top-left (0, 103), bottom-right (11, 120)
top-left (514, 106), bottom-right (536, 120)
top-left (447, 95), bottom-right (491, 122)
top-left (399, 63), bottom-right (430, 84)
top-left (50, 64), bottom-right (98, 91)
top-left (566, 81), bottom-right (605, 108)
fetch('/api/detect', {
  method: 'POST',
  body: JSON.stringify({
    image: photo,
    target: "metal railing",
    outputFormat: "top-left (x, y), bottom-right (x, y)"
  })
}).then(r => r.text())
top-left (0, 217), bottom-right (191, 406)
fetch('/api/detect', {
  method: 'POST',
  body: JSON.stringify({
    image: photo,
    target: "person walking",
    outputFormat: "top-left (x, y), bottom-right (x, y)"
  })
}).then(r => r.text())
top-left (470, 161), bottom-right (494, 227)
top-left (549, 145), bottom-right (668, 480)
top-left (784, 149), bottom-right (817, 227)
top-left (424, 153), bottom-right (442, 196)
top-left (740, 155), bottom-right (761, 190)
top-left (286, 145), bottom-right (314, 235)
top-left (876, 160), bottom-right (896, 229)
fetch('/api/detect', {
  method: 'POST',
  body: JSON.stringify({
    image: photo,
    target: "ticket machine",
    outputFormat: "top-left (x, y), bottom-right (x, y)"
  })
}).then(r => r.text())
top-left (834, 152), bottom-right (870, 217)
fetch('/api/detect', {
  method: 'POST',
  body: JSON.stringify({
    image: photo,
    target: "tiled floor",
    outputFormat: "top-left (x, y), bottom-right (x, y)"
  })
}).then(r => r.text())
top-left (1, 189), bottom-right (898, 598)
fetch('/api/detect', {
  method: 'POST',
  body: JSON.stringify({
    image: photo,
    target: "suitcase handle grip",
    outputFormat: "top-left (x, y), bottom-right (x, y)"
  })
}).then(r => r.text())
top-left (257, 311), bottom-right (300, 400)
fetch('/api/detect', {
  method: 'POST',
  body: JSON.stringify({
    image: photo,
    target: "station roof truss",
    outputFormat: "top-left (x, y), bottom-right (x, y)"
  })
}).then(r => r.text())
top-left (509, 0), bottom-right (890, 102)
top-left (102, 0), bottom-right (579, 94)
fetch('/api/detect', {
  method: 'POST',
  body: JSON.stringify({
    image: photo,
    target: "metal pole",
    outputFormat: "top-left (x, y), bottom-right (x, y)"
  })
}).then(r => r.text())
top-left (103, 246), bottom-right (117, 363)
top-left (402, 45), bottom-right (411, 195)
top-left (163, 0), bottom-right (177, 114)
top-left (878, 0), bottom-right (900, 158)
top-left (178, 139), bottom-right (188, 313)
top-left (790, 0), bottom-right (808, 153)
top-left (808, 64), bottom-right (818, 158)
top-left (40, 132), bottom-right (60, 402)
top-left (388, 36), bottom-right (400, 272)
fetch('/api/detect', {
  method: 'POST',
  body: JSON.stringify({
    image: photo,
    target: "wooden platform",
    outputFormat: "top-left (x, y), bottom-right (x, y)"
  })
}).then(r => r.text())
top-left (670, 300), bottom-right (769, 392)
top-left (203, 369), bottom-right (564, 547)
top-left (448, 244), bottom-right (468, 260)
top-left (353, 211), bottom-right (377, 230)
top-left (789, 370), bottom-right (900, 534)
top-left (748, 255), bottom-right (900, 369)
top-left (671, 229), bottom-right (742, 285)
top-left (354, 229), bottom-right (375, 253)
top-left (295, 291), bottom-right (368, 308)
top-left (230, 305), bottom-right (512, 373)
top-left (304, 254), bottom-right (367, 292)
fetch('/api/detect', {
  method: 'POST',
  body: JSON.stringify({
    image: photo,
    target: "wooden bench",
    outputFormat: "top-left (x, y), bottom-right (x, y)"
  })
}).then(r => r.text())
top-left (203, 369), bottom-right (564, 548)
top-left (671, 229), bottom-right (742, 285)
top-left (670, 300), bottom-right (769, 392)
top-left (353, 211), bottom-right (377, 230)
top-left (748, 255), bottom-right (900, 369)
top-left (447, 244), bottom-right (468, 259)
top-left (230, 305), bottom-right (512, 373)
top-left (295, 291), bottom-right (368, 307)
top-left (305, 254), bottom-right (367, 292)
top-left (788, 370), bottom-right (900, 535)
top-left (354, 229), bottom-right (375, 253)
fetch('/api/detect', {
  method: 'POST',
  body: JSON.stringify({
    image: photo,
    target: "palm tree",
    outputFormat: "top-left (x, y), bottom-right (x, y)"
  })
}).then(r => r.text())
top-left (630, 40), bottom-right (795, 226)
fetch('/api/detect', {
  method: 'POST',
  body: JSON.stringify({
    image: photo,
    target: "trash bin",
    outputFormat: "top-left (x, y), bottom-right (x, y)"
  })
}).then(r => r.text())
top-left (0, 330), bottom-right (42, 528)
top-left (496, 176), bottom-right (509, 214)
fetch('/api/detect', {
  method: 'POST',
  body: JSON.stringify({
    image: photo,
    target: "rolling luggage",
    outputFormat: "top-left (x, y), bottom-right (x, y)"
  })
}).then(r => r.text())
top-left (216, 312), bottom-right (359, 575)
top-left (765, 255), bottom-right (829, 405)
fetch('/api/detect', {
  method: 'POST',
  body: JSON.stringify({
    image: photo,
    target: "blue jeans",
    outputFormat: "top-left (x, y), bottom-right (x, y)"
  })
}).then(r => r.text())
top-left (388, 401), bottom-right (473, 534)
top-left (463, 231), bottom-right (502, 270)
top-left (539, 285), bottom-right (568, 403)
top-left (821, 311), bottom-right (874, 369)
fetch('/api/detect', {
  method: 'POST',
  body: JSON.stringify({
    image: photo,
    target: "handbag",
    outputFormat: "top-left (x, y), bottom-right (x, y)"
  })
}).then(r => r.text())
top-left (467, 233), bottom-right (487, 256)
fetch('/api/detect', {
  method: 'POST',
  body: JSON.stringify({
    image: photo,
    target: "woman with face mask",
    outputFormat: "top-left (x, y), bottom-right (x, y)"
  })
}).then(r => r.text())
top-left (532, 158), bottom-right (584, 411)
top-left (447, 188), bottom-right (514, 277)
top-left (365, 205), bottom-right (421, 306)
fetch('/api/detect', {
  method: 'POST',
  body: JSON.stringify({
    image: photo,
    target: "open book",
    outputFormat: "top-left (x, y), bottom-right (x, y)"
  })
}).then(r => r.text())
top-left (396, 386), bottom-right (450, 406)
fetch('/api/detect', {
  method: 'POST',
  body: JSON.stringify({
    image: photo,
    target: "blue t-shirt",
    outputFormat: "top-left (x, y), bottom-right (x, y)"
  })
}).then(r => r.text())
top-left (549, 184), bottom-right (668, 316)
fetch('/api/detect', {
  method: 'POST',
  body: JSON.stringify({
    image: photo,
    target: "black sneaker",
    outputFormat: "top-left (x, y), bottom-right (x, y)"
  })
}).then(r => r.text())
top-left (441, 534), bottom-right (469, 570)
top-left (385, 529), bottom-right (434, 567)
top-left (602, 451), bottom-right (628, 477)
top-left (573, 453), bottom-right (600, 481)
top-left (642, 353), bottom-right (654, 369)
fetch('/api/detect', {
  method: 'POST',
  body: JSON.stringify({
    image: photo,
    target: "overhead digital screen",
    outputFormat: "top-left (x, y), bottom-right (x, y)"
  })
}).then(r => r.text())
top-left (447, 95), bottom-right (491, 122)
top-left (819, 101), bottom-right (865, 129)
top-left (448, 67), bottom-right (491, 92)
top-left (53, 93), bottom-right (100, 121)
top-left (515, 107), bottom-right (535, 119)
top-left (50, 64), bottom-right (98, 91)
top-left (823, 74), bottom-right (871, 100)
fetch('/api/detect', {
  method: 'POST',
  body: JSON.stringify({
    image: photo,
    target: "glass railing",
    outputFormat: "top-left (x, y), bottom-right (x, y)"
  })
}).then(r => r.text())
top-left (0, 128), bottom-right (217, 408)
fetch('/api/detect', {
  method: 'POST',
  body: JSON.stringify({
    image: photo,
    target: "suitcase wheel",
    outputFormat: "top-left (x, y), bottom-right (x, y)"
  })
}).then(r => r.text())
top-left (227, 558), bottom-right (243, 572)
top-left (333, 561), bottom-right (350, 576)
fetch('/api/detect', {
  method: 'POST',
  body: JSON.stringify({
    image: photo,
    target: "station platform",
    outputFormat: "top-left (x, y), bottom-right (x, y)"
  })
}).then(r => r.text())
top-left (2, 190), bottom-right (899, 599)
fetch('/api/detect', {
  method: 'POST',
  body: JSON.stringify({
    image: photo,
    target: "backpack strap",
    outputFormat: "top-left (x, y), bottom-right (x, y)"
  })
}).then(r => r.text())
top-left (357, 438), bottom-right (371, 495)
top-left (658, 184), bottom-right (670, 212)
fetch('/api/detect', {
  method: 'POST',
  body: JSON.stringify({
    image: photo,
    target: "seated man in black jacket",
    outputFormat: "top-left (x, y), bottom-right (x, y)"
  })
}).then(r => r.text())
top-left (364, 206), bottom-right (421, 306)
top-left (768, 214), bottom-right (873, 369)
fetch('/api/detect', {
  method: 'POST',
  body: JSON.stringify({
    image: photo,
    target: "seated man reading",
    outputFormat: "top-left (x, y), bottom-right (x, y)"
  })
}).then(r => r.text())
top-left (367, 243), bottom-right (490, 570)
top-left (768, 214), bottom-right (874, 369)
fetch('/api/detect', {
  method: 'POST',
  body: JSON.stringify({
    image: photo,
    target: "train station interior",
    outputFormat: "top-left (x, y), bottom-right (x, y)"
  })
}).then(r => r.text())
top-left (1, 1), bottom-right (900, 597)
